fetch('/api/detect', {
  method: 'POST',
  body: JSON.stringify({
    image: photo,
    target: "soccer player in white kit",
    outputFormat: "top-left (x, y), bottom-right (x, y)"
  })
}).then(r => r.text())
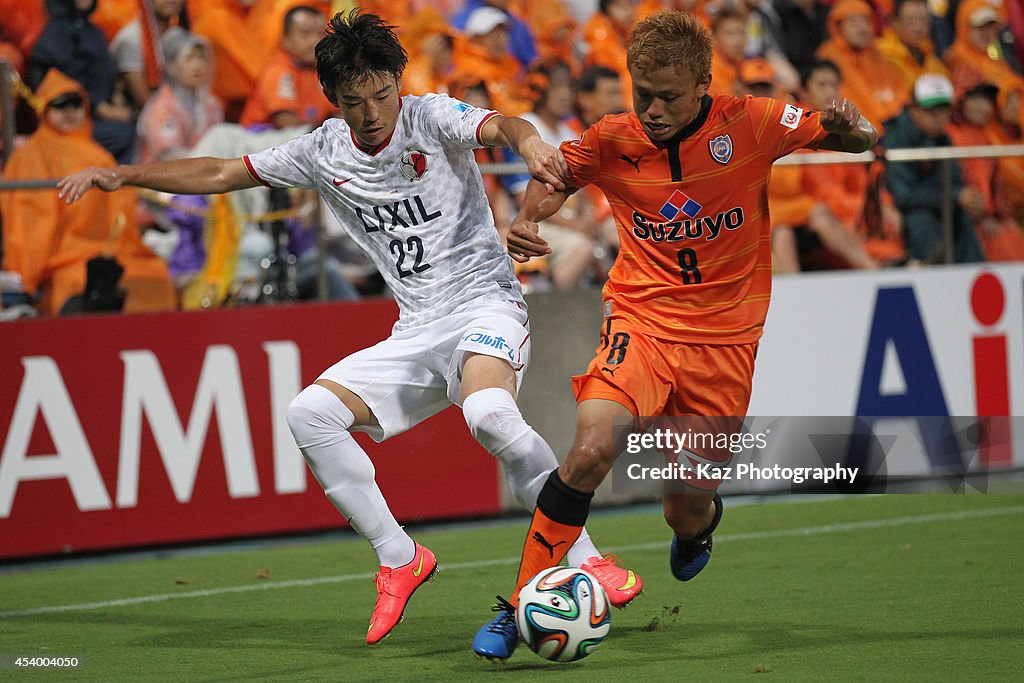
top-left (58, 10), bottom-right (641, 647)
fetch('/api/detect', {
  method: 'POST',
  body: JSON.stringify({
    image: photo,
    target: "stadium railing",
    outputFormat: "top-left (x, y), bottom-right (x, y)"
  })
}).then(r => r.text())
top-left (2, 46), bottom-right (1023, 282)
top-left (480, 143), bottom-right (1024, 266)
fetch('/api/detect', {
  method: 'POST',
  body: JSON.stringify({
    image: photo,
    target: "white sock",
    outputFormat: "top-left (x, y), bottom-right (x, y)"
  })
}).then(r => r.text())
top-left (565, 528), bottom-right (601, 568)
top-left (286, 384), bottom-right (415, 568)
top-left (462, 387), bottom-right (601, 566)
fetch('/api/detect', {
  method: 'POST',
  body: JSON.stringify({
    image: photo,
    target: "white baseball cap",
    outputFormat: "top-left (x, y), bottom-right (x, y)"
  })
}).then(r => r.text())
top-left (913, 73), bottom-right (954, 109)
top-left (465, 7), bottom-right (509, 36)
top-left (969, 7), bottom-right (1001, 28)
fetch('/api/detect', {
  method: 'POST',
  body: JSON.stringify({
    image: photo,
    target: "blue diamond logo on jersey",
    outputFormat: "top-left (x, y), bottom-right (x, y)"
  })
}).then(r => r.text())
top-left (659, 190), bottom-right (702, 221)
top-left (452, 100), bottom-right (472, 113)
top-left (708, 134), bottom-right (733, 165)
top-left (400, 149), bottom-right (428, 181)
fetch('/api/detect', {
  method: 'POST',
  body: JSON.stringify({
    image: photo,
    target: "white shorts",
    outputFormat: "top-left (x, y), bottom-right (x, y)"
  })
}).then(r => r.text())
top-left (319, 300), bottom-right (530, 441)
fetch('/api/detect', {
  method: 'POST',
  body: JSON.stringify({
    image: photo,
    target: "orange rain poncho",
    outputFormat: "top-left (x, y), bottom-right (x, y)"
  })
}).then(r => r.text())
top-left (0, 0), bottom-right (46, 55)
top-left (451, 36), bottom-right (531, 116)
top-left (638, 0), bottom-right (710, 27)
top-left (769, 95), bottom-right (903, 263)
top-left (944, 0), bottom-right (1024, 95)
top-left (949, 111), bottom-right (1024, 261)
top-left (401, 7), bottom-right (454, 96)
top-left (875, 25), bottom-right (948, 94)
top-left (816, 0), bottom-right (908, 134)
top-left (90, 0), bottom-right (138, 42)
top-left (189, 0), bottom-right (270, 116)
top-left (531, 4), bottom-right (578, 73)
top-left (709, 48), bottom-right (741, 98)
top-left (0, 70), bottom-right (176, 314)
top-left (582, 10), bottom-right (633, 108)
top-left (985, 82), bottom-right (1024, 227)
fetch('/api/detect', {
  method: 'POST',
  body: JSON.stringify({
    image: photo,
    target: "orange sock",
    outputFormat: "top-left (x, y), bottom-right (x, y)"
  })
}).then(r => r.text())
top-left (511, 508), bottom-right (582, 606)
top-left (510, 469), bottom-right (593, 606)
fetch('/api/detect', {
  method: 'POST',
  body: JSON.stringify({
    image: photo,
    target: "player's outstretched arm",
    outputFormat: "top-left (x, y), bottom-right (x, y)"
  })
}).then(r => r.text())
top-left (818, 97), bottom-right (878, 153)
top-left (57, 157), bottom-right (259, 205)
top-left (503, 179), bottom-right (572, 263)
top-left (479, 114), bottom-right (571, 192)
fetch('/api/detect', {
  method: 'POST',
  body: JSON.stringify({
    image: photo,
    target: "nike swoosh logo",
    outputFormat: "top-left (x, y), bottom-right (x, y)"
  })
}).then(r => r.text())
top-left (411, 551), bottom-right (425, 577)
top-left (333, 177), bottom-right (353, 186)
top-left (367, 620), bottom-right (375, 632)
top-left (617, 571), bottom-right (637, 591)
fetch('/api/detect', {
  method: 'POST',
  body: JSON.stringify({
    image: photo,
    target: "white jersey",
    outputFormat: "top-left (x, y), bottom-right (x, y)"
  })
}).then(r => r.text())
top-left (244, 93), bottom-right (525, 329)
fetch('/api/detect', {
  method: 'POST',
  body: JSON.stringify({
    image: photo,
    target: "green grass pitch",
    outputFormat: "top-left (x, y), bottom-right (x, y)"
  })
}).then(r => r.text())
top-left (2, 493), bottom-right (1022, 681)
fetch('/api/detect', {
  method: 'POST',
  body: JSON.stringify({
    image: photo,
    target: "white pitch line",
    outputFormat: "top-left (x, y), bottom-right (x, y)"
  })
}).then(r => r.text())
top-left (612, 504), bottom-right (1024, 553)
top-left (1, 505), bottom-right (1020, 619)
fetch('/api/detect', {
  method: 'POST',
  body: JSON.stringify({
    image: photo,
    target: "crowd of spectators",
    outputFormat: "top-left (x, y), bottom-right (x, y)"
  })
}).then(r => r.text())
top-left (0, 0), bottom-right (1022, 317)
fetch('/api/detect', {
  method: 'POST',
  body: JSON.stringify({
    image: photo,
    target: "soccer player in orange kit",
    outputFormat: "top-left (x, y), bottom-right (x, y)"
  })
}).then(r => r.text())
top-left (472, 9), bottom-right (878, 660)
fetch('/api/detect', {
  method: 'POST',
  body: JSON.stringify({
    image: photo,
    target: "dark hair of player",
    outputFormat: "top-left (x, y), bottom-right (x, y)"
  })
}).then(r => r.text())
top-left (799, 59), bottom-right (841, 90)
top-left (627, 10), bottom-right (712, 83)
top-left (315, 9), bottom-right (408, 95)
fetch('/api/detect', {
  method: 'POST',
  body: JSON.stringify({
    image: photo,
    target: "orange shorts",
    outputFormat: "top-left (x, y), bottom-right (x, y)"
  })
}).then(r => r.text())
top-left (572, 319), bottom-right (758, 490)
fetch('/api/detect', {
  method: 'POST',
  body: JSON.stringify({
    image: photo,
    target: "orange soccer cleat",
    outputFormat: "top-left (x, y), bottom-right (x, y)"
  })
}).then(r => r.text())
top-left (580, 554), bottom-right (643, 608)
top-left (366, 543), bottom-right (438, 644)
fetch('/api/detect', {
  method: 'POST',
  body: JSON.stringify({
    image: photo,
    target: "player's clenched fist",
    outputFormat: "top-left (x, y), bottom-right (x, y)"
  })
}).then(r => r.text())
top-left (518, 135), bottom-right (571, 194)
top-left (503, 220), bottom-right (551, 263)
top-left (57, 167), bottom-right (124, 204)
top-left (820, 97), bottom-right (862, 136)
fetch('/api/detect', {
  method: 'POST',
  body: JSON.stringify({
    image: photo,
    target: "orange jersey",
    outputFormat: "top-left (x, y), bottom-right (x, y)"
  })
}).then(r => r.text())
top-left (560, 95), bottom-right (827, 344)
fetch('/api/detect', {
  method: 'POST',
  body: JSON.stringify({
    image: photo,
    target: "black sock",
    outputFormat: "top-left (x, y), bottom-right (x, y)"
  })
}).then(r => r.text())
top-left (536, 469), bottom-right (593, 526)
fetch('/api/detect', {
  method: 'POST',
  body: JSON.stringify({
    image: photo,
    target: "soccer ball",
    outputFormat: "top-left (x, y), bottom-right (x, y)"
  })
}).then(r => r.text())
top-left (516, 566), bottom-right (611, 662)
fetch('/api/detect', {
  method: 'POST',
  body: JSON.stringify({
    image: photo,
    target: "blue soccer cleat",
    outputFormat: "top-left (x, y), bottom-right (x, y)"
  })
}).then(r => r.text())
top-left (473, 596), bottom-right (518, 660)
top-left (670, 492), bottom-right (723, 582)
